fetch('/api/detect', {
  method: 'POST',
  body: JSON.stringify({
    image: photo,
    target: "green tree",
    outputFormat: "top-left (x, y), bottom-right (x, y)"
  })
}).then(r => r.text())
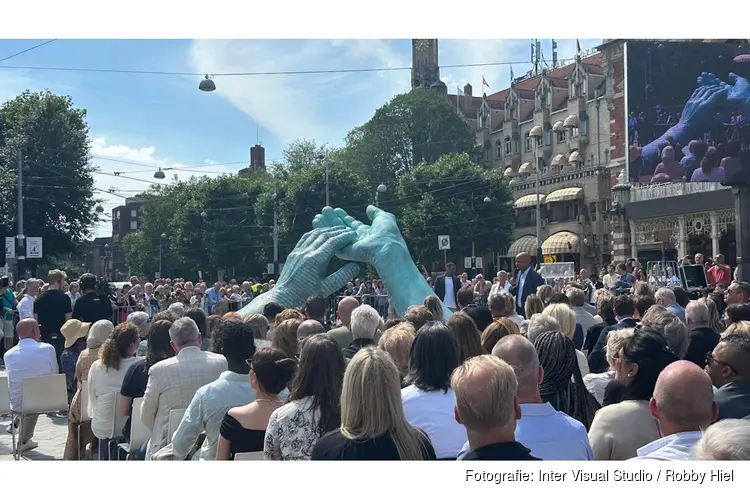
top-left (340, 89), bottom-right (478, 190)
top-left (395, 153), bottom-right (514, 267)
top-left (0, 90), bottom-right (100, 265)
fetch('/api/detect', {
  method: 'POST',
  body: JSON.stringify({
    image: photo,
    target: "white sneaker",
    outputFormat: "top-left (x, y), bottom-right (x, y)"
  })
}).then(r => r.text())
top-left (21, 439), bottom-right (38, 451)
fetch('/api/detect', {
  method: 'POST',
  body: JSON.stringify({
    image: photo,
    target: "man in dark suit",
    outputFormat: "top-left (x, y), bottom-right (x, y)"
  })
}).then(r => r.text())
top-left (434, 262), bottom-right (461, 312)
top-left (509, 252), bottom-right (545, 318)
top-left (587, 295), bottom-right (638, 373)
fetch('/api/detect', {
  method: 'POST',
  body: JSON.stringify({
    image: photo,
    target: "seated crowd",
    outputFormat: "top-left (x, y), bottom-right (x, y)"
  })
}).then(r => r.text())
top-left (5, 260), bottom-right (750, 461)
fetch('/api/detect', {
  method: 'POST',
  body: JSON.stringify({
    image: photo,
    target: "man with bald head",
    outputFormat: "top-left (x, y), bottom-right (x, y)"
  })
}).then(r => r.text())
top-left (630, 360), bottom-right (716, 461)
top-left (684, 301), bottom-right (720, 368)
top-left (457, 335), bottom-right (593, 460)
top-left (296, 319), bottom-right (326, 342)
top-left (452, 355), bottom-right (538, 460)
top-left (3, 318), bottom-right (59, 451)
top-left (328, 296), bottom-right (359, 349)
top-left (510, 252), bottom-right (545, 318)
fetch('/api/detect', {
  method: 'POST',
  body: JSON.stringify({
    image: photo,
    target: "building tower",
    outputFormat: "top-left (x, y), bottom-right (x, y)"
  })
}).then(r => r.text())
top-left (411, 39), bottom-right (447, 94)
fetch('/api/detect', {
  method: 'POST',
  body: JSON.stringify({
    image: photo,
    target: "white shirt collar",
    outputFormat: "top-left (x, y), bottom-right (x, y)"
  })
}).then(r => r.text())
top-left (635, 431), bottom-right (703, 459)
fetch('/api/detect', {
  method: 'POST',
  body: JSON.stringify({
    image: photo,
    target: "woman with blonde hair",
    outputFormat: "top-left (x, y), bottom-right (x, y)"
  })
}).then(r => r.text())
top-left (423, 295), bottom-right (444, 322)
top-left (480, 318), bottom-right (519, 353)
top-left (536, 284), bottom-right (554, 306)
top-left (271, 319), bottom-right (303, 359)
top-left (631, 281), bottom-right (653, 298)
top-left (378, 323), bottom-right (416, 385)
top-left (699, 296), bottom-right (723, 333)
top-left (542, 303), bottom-right (590, 376)
top-left (521, 294), bottom-right (545, 335)
top-left (312, 348), bottom-right (436, 460)
top-left (583, 328), bottom-right (634, 405)
top-left (446, 313), bottom-right (486, 363)
top-left (243, 313), bottom-right (270, 340)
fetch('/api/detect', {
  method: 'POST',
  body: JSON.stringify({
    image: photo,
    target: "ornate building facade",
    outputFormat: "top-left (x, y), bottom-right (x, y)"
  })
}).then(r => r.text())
top-left (412, 39), bottom-right (620, 272)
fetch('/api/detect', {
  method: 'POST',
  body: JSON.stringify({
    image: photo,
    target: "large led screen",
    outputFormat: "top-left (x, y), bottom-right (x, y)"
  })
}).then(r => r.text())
top-left (626, 41), bottom-right (750, 184)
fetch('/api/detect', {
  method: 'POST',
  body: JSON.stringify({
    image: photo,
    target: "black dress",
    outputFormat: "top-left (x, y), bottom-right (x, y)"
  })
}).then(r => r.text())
top-left (310, 428), bottom-right (436, 460)
top-left (219, 413), bottom-right (267, 460)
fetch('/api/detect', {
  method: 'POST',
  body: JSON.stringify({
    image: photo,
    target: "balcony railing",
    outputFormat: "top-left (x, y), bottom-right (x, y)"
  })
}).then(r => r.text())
top-left (630, 182), bottom-right (730, 202)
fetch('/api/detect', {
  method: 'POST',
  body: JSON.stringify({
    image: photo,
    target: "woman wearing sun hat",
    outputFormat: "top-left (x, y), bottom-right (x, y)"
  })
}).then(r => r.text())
top-left (60, 320), bottom-right (91, 405)
top-left (63, 319), bottom-right (114, 460)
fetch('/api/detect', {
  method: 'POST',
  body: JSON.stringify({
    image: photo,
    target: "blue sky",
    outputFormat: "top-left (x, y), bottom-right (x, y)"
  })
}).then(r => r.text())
top-left (0, 38), bottom-right (600, 237)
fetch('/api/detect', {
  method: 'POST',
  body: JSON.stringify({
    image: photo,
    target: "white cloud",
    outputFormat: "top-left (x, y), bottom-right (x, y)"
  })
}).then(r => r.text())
top-left (89, 137), bottom-right (238, 238)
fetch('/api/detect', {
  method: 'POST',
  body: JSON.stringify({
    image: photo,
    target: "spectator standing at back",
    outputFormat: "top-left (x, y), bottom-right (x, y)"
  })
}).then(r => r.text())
top-left (73, 274), bottom-right (113, 324)
top-left (588, 295), bottom-right (638, 374)
top-left (434, 262), bottom-right (461, 312)
top-left (304, 295), bottom-right (329, 330)
top-left (707, 254), bottom-right (732, 287)
top-left (510, 252), bottom-right (545, 318)
top-left (684, 301), bottom-right (720, 368)
top-left (1, 276), bottom-right (18, 355)
top-left (342, 305), bottom-right (382, 359)
top-left (567, 288), bottom-right (597, 343)
top-left (655, 288), bottom-right (686, 323)
top-left (33, 270), bottom-right (73, 366)
top-left (17, 279), bottom-right (39, 320)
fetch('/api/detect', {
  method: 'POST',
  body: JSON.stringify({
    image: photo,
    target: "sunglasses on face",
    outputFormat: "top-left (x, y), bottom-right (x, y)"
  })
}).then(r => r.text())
top-left (706, 352), bottom-right (739, 375)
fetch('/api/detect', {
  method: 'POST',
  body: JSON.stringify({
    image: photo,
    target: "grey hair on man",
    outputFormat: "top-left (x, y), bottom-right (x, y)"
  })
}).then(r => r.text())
top-left (654, 287), bottom-right (677, 307)
top-left (167, 302), bottom-right (186, 318)
top-left (526, 313), bottom-right (561, 344)
top-left (692, 419), bottom-right (750, 460)
top-left (169, 317), bottom-right (201, 348)
top-left (641, 307), bottom-right (690, 358)
top-left (685, 301), bottom-right (710, 328)
top-left (127, 311), bottom-right (150, 338)
top-left (351, 304), bottom-right (384, 340)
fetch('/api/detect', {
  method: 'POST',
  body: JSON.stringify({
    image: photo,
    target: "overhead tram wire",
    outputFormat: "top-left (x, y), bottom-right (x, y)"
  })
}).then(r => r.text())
top-left (0, 58), bottom-right (546, 78)
top-left (0, 39), bottom-right (57, 64)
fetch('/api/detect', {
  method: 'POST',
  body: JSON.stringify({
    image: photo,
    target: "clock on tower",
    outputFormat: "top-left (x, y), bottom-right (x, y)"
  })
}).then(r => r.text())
top-left (411, 39), bottom-right (439, 89)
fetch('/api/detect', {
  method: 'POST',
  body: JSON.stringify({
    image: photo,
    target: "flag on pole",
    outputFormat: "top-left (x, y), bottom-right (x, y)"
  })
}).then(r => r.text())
top-left (482, 76), bottom-right (490, 89)
top-left (456, 86), bottom-right (462, 112)
top-left (576, 39), bottom-right (581, 55)
top-left (456, 86), bottom-right (464, 96)
top-left (510, 66), bottom-right (514, 84)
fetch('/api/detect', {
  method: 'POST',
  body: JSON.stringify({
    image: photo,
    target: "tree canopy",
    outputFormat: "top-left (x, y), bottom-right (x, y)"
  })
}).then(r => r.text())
top-left (120, 89), bottom-right (514, 280)
top-left (0, 90), bottom-right (99, 265)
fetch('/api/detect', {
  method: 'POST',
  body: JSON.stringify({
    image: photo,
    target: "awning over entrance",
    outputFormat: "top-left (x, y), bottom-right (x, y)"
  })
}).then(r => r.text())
top-left (542, 231), bottom-right (580, 255)
top-left (514, 194), bottom-right (545, 209)
top-left (551, 153), bottom-right (566, 166)
top-left (507, 235), bottom-right (538, 256)
top-left (546, 187), bottom-right (584, 203)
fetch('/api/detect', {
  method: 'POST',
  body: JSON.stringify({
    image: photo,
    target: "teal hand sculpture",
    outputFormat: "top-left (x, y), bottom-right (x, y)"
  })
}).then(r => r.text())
top-left (239, 227), bottom-right (360, 316)
top-left (312, 205), bottom-right (451, 318)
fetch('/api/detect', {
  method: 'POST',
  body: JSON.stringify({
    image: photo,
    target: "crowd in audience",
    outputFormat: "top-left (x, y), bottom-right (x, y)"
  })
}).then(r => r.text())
top-left (3, 251), bottom-right (750, 461)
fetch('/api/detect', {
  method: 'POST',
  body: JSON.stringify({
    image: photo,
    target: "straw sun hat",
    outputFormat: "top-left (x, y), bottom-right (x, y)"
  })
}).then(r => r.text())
top-left (61, 319), bottom-right (91, 348)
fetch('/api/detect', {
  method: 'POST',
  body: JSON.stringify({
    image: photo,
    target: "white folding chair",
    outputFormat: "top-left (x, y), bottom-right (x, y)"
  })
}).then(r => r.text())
top-left (118, 398), bottom-right (149, 460)
top-left (0, 377), bottom-right (10, 417)
top-left (234, 451), bottom-right (265, 460)
top-left (166, 408), bottom-right (186, 445)
top-left (11, 374), bottom-right (68, 460)
top-left (77, 384), bottom-right (92, 459)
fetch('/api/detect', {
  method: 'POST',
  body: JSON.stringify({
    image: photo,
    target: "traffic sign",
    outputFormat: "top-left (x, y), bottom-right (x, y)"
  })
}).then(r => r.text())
top-left (438, 235), bottom-right (451, 250)
top-left (543, 255), bottom-right (557, 264)
top-left (475, 257), bottom-right (483, 268)
top-left (26, 237), bottom-right (43, 259)
top-left (5, 237), bottom-right (15, 259)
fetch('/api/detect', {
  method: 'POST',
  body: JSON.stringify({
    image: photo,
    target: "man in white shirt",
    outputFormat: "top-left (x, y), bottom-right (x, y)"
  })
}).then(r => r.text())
top-left (630, 360), bottom-right (716, 461)
top-left (489, 271), bottom-right (511, 297)
top-left (434, 262), bottom-right (461, 312)
top-left (457, 335), bottom-right (593, 460)
top-left (3, 318), bottom-right (59, 451)
top-left (141, 317), bottom-right (227, 459)
top-left (17, 279), bottom-right (39, 320)
top-left (167, 319), bottom-right (257, 460)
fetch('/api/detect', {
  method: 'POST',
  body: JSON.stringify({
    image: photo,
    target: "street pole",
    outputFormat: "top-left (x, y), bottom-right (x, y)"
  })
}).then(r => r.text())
top-left (16, 150), bottom-right (25, 280)
top-left (325, 164), bottom-right (330, 207)
top-left (273, 193), bottom-right (279, 275)
top-left (375, 190), bottom-right (379, 207)
top-left (471, 195), bottom-right (476, 270)
top-left (534, 141), bottom-right (542, 269)
top-left (159, 239), bottom-right (163, 277)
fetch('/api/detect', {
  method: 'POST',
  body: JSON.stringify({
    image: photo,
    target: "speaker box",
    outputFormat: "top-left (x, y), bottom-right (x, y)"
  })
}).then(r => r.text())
top-left (679, 265), bottom-right (708, 289)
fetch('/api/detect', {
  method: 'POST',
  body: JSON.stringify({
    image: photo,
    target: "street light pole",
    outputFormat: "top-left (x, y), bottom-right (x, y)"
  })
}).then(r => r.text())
top-left (375, 183), bottom-right (387, 207)
top-left (273, 193), bottom-right (279, 275)
top-left (159, 233), bottom-right (166, 277)
top-left (16, 150), bottom-right (25, 280)
top-left (325, 164), bottom-right (330, 207)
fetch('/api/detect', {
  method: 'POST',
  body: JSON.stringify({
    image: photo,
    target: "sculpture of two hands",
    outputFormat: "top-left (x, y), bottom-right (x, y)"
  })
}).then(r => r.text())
top-left (240, 205), bottom-right (448, 318)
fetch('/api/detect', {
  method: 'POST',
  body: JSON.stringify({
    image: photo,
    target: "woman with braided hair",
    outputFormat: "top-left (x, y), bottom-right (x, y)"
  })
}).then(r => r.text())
top-left (532, 331), bottom-right (601, 431)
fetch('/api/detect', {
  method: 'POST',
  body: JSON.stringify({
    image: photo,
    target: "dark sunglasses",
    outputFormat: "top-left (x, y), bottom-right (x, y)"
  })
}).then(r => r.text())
top-left (706, 352), bottom-right (739, 375)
